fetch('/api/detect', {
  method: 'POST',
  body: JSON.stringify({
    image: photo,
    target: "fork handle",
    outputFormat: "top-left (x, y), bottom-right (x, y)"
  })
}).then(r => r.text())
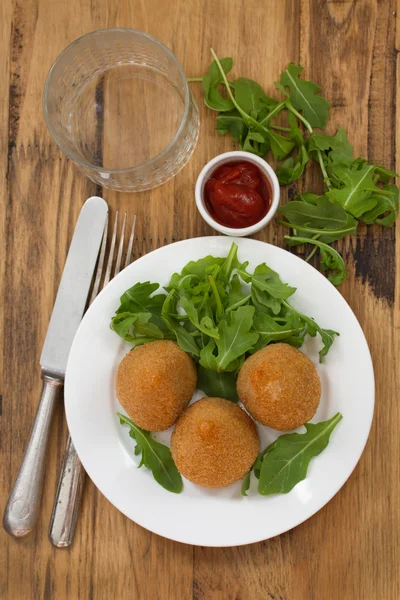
top-left (49, 434), bottom-right (85, 547)
top-left (3, 374), bottom-right (63, 537)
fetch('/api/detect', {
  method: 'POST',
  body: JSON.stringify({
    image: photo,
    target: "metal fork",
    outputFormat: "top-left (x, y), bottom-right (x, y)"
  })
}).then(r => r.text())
top-left (49, 212), bottom-right (136, 548)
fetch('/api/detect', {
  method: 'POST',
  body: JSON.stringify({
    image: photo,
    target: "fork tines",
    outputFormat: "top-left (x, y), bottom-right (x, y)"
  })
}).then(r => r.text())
top-left (89, 212), bottom-right (136, 305)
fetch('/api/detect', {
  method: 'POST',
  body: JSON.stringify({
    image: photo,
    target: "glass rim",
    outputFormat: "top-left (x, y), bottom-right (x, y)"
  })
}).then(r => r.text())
top-left (42, 27), bottom-right (191, 174)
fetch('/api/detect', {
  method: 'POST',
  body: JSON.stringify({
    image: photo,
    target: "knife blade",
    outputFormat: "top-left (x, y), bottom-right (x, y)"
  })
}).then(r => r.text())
top-left (3, 196), bottom-right (108, 537)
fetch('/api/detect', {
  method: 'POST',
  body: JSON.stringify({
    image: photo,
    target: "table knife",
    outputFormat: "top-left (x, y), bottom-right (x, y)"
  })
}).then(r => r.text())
top-left (3, 196), bottom-right (108, 537)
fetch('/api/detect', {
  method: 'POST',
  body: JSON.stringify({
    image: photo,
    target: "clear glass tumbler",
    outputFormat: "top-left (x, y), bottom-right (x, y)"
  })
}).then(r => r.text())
top-left (43, 28), bottom-right (199, 192)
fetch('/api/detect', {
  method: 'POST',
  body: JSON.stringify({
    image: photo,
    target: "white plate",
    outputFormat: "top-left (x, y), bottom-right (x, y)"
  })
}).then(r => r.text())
top-left (65, 237), bottom-right (374, 547)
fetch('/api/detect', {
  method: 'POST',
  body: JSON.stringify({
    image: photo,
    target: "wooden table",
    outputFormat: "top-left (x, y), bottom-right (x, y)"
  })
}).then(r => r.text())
top-left (1, 1), bottom-right (399, 598)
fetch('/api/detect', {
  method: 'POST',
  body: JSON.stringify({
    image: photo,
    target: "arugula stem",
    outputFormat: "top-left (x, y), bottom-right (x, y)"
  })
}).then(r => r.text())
top-left (259, 101), bottom-right (286, 127)
top-left (270, 125), bottom-right (291, 132)
top-left (209, 275), bottom-right (224, 319)
top-left (286, 100), bottom-right (332, 189)
top-left (285, 101), bottom-right (313, 133)
top-left (187, 77), bottom-right (203, 82)
top-left (210, 48), bottom-right (268, 134)
top-left (316, 150), bottom-right (332, 189)
top-left (305, 245), bottom-right (318, 262)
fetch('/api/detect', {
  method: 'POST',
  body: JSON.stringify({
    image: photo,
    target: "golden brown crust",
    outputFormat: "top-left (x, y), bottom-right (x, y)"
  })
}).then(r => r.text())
top-left (237, 343), bottom-right (321, 430)
top-left (116, 340), bottom-right (197, 431)
top-left (170, 397), bottom-right (259, 488)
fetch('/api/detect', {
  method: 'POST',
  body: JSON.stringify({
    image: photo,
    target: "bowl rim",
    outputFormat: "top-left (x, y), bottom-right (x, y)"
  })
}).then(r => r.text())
top-left (42, 27), bottom-right (191, 174)
top-left (195, 151), bottom-right (281, 236)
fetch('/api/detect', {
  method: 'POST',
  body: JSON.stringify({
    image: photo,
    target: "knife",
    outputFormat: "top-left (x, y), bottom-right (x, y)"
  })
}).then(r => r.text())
top-left (3, 196), bottom-right (108, 537)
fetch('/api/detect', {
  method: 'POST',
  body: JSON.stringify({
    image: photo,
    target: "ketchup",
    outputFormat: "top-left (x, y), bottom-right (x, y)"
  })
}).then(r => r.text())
top-left (204, 161), bottom-right (272, 229)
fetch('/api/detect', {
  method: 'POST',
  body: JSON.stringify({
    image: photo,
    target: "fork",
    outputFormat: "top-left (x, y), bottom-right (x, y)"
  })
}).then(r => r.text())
top-left (48, 211), bottom-right (136, 548)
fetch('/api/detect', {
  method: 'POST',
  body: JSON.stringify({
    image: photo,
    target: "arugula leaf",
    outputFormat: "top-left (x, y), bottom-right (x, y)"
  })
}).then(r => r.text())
top-left (308, 128), bottom-right (353, 157)
top-left (326, 163), bottom-right (378, 218)
top-left (252, 312), bottom-right (305, 346)
top-left (241, 129), bottom-right (269, 157)
top-left (216, 110), bottom-right (247, 142)
top-left (110, 311), bottom-right (165, 342)
top-left (241, 263), bottom-right (296, 300)
top-left (360, 184), bottom-right (399, 226)
top-left (276, 145), bottom-right (309, 184)
top-left (197, 365), bottom-right (239, 403)
top-left (117, 282), bottom-right (169, 333)
top-left (258, 413), bottom-right (342, 495)
top-left (267, 130), bottom-right (296, 161)
top-left (226, 274), bottom-right (251, 312)
top-left (241, 470), bottom-right (252, 496)
top-left (202, 57), bottom-right (234, 112)
top-left (179, 296), bottom-right (219, 338)
top-left (279, 196), bottom-right (358, 242)
top-left (199, 306), bottom-right (259, 372)
top-left (118, 413), bottom-right (183, 493)
top-left (278, 63), bottom-right (330, 129)
top-left (281, 299), bottom-right (338, 360)
top-left (233, 78), bottom-right (267, 114)
top-left (162, 291), bottom-right (201, 356)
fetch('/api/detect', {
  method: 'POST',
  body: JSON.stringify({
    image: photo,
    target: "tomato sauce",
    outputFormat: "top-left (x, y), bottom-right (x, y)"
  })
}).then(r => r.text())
top-left (204, 161), bottom-right (272, 229)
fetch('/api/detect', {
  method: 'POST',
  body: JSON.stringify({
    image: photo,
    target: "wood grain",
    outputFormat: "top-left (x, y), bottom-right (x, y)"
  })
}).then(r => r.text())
top-left (1, 0), bottom-right (399, 598)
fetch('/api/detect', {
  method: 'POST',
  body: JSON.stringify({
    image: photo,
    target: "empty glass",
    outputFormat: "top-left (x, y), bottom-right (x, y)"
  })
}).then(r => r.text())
top-left (43, 29), bottom-right (199, 191)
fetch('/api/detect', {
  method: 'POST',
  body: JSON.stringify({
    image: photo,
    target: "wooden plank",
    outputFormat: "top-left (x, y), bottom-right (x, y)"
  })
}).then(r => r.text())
top-left (1, 0), bottom-right (399, 598)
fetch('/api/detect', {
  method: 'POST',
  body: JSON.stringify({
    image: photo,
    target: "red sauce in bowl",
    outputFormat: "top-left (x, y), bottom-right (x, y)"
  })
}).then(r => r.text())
top-left (204, 161), bottom-right (272, 229)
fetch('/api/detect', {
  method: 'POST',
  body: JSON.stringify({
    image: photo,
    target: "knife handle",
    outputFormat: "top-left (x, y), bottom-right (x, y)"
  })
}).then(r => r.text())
top-left (49, 434), bottom-right (85, 547)
top-left (3, 374), bottom-right (63, 537)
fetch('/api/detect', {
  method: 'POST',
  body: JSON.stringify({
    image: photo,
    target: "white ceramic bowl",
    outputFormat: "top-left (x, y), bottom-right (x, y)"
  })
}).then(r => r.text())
top-left (195, 151), bottom-right (280, 237)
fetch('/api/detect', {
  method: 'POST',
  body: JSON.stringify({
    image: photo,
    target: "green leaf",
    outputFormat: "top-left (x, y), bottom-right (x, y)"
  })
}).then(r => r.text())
top-left (180, 296), bottom-right (219, 338)
top-left (326, 164), bottom-right (378, 218)
top-left (267, 130), bottom-right (296, 160)
top-left (118, 413), bottom-right (183, 494)
top-left (285, 236), bottom-right (347, 286)
top-left (117, 281), bottom-right (169, 333)
top-left (288, 110), bottom-right (304, 147)
top-left (276, 145), bottom-right (309, 184)
top-left (244, 263), bottom-right (297, 300)
top-left (202, 57), bottom-right (234, 112)
top-left (226, 274), bottom-right (251, 312)
top-left (170, 255), bottom-right (225, 284)
top-left (308, 128), bottom-right (353, 157)
top-left (216, 110), bottom-right (247, 142)
top-left (162, 291), bottom-right (200, 356)
top-left (241, 470), bottom-right (252, 496)
top-left (240, 129), bottom-right (269, 157)
top-left (110, 311), bottom-right (165, 342)
top-left (281, 299), bottom-right (338, 360)
top-left (279, 195), bottom-right (358, 241)
top-left (199, 306), bottom-right (259, 372)
top-left (197, 365), bottom-right (239, 403)
top-left (210, 49), bottom-right (268, 133)
top-left (258, 413), bottom-right (342, 495)
top-left (372, 165), bottom-right (399, 184)
top-left (278, 63), bottom-right (330, 129)
top-left (252, 311), bottom-right (305, 346)
top-left (360, 184), bottom-right (399, 226)
top-left (233, 77), bottom-right (269, 116)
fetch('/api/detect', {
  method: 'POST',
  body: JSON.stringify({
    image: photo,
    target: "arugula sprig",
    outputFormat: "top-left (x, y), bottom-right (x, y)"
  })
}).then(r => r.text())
top-left (189, 51), bottom-right (399, 285)
top-left (241, 412), bottom-right (342, 496)
top-left (118, 413), bottom-right (183, 493)
top-left (111, 243), bottom-right (338, 401)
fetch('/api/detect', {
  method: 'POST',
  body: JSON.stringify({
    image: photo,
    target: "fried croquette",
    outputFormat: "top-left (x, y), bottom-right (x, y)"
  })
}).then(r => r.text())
top-left (237, 343), bottom-right (321, 431)
top-left (116, 340), bottom-right (197, 431)
top-left (170, 397), bottom-right (259, 488)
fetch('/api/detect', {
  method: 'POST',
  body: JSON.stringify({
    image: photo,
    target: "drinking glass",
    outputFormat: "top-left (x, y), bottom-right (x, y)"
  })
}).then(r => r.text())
top-left (43, 28), bottom-right (199, 192)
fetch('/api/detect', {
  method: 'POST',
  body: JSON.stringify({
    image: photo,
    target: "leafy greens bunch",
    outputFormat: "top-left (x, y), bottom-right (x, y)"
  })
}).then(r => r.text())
top-left (189, 50), bottom-right (399, 285)
top-left (111, 242), bottom-right (338, 403)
